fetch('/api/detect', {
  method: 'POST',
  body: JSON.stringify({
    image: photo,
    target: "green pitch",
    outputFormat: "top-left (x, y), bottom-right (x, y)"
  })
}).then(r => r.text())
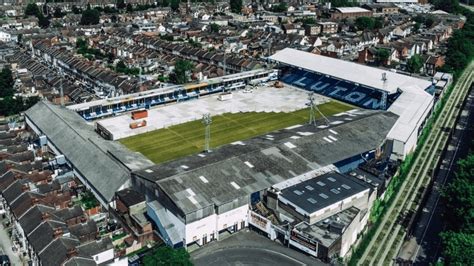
top-left (120, 101), bottom-right (353, 164)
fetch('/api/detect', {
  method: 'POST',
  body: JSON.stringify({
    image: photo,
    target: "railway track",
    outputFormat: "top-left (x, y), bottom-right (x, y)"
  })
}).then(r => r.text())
top-left (358, 62), bottom-right (474, 265)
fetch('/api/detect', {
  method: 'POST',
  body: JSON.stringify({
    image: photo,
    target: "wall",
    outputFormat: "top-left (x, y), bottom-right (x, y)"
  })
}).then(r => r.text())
top-left (93, 248), bottom-right (114, 265)
top-left (340, 210), bottom-right (361, 257)
top-left (216, 204), bottom-right (248, 232)
top-left (248, 211), bottom-right (277, 240)
top-left (185, 213), bottom-right (217, 245)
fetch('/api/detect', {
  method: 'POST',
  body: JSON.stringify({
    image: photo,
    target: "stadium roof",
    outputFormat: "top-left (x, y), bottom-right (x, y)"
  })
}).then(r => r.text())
top-left (68, 68), bottom-right (274, 112)
top-left (134, 110), bottom-right (398, 215)
top-left (270, 48), bottom-right (432, 94)
top-left (25, 101), bottom-right (153, 204)
top-left (387, 84), bottom-right (434, 143)
top-left (280, 172), bottom-right (369, 215)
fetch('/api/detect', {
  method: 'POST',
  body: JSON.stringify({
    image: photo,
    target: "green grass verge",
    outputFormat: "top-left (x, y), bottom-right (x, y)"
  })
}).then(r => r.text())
top-left (120, 101), bottom-right (353, 164)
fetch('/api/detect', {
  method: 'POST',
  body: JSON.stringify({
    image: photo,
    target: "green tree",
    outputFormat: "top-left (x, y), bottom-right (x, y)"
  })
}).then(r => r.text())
top-left (0, 67), bottom-right (39, 116)
top-left (160, 0), bottom-right (169, 7)
top-left (24, 3), bottom-right (40, 17)
top-left (440, 231), bottom-right (474, 265)
top-left (0, 67), bottom-right (14, 97)
top-left (80, 6), bottom-right (100, 25)
top-left (53, 7), bottom-right (64, 18)
top-left (406, 54), bottom-right (423, 73)
top-left (432, 0), bottom-right (460, 13)
top-left (375, 48), bottom-right (390, 65)
top-left (126, 3), bottom-right (133, 12)
top-left (442, 177), bottom-right (474, 231)
top-left (300, 17), bottom-right (316, 26)
top-left (355, 17), bottom-right (375, 30)
top-left (170, 0), bottom-right (179, 11)
top-left (172, 59), bottom-right (194, 84)
top-left (374, 17), bottom-right (384, 29)
top-left (72, 5), bottom-right (81, 14)
top-left (209, 23), bottom-right (220, 33)
top-left (37, 13), bottom-right (50, 28)
top-left (142, 246), bottom-right (192, 266)
top-left (116, 60), bottom-right (127, 72)
top-left (413, 22), bottom-right (421, 32)
top-left (230, 0), bottom-right (242, 13)
top-left (456, 154), bottom-right (474, 180)
top-left (425, 16), bottom-right (435, 28)
top-left (117, 0), bottom-right (126, 9)
top-left (271, 2), bottom-right (287, 12)
top-left (76, 38), bottom-right (87, 49)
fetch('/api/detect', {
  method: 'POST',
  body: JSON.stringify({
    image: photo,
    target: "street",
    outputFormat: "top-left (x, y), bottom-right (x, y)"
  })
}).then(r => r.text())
top-left (397, 85), bottom-right (474, 264)
top-left (191, 230), bottom-right (327, 266)
top-left (0, 223), bottom-right (22, 266)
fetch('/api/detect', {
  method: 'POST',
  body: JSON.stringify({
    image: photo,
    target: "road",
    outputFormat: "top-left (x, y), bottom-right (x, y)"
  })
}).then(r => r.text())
top-left (0, 223), bottom-right (22, 266)
top-left (191, 230), bottom-right (326, 266)
top-left (460, 3), bottom-right (474, 12)
top-left (397, 84), bottom-right (474, 264)
top-left (357, 61), bottom-right (474, 265)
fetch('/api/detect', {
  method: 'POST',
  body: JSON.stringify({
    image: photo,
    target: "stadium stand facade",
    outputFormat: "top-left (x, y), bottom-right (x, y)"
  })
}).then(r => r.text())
top-left (270, 48), bottom-right (434, 159)
top-left (132, 110), bottom-right (397, 249)
top-left (68, 69), bottom-right (278, 121)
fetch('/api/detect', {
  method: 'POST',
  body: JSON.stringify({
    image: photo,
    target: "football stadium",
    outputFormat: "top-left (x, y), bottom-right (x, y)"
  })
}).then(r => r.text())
top-left (24, 48), bottom-right (436, 261)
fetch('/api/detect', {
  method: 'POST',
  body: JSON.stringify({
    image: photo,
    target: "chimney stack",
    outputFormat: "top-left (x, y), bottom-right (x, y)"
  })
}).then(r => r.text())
top-left (53, 228), bottom-right (63, 238)
top-left (66, 248), bottom-right (78, 259)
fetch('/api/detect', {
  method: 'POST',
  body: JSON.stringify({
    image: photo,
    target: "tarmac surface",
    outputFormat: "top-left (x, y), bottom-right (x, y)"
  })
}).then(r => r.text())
top-left (191, 230), bottom-right (327, 266)
top-left (97, 85), bottom-right (329, 140)
top-left (0, 222), bottom-right (23, 266)
top-left (397, 85), bottom-right (474, 264)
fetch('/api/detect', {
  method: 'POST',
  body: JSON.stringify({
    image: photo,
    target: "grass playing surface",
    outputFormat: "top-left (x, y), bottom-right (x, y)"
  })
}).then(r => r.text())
top-left (120, 101), bottom-right (353, 164)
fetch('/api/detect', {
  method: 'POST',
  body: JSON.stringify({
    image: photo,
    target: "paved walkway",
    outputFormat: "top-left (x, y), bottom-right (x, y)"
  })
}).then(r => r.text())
top-left (0, 223), bottom-right (23, 266)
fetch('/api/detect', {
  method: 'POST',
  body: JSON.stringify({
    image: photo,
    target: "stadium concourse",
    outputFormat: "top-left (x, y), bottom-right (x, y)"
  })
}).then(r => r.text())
top-left (270, 48), bottom-right (435, 159)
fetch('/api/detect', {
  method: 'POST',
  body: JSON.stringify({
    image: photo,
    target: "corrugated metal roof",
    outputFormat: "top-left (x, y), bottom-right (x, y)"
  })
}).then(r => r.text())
top-left (270, 48), bottom-right (432, 94)
top-left (25, 101), bottom-right (153, 203)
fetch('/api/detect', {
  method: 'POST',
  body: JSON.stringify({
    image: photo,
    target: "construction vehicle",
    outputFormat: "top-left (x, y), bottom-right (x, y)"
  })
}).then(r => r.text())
top-left (130, 120), bottom-right (147, 129)
top-left (131, 109), bottom-right (148, 120)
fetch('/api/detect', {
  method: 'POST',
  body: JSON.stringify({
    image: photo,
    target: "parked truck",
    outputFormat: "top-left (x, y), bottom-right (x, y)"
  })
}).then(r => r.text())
top-left (130, 120), bottom-right (147, 129)
top-left (131, 109), bottom-right (148, 120)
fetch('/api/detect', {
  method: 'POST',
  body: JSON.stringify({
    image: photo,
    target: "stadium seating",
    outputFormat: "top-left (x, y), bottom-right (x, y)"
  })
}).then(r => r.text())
top-left (280, 68), bottom-right (400, 110)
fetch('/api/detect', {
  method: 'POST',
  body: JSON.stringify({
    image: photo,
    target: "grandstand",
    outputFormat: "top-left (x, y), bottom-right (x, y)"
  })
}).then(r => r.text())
top-left (270, 48), bottom-right (434, 159)
top-left (279, 68), bottom-right (401, 110)
top-left (68, 69), bottom-right (278, 121)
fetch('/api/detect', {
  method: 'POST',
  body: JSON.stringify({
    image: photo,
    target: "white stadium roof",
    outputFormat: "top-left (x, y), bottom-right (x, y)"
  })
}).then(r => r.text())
top-left (270, 48), bottom-right (434, 157)
top-left (335, 7), bottom-right (371, 13)
top-left (270, 48), bottom-right (432, 94)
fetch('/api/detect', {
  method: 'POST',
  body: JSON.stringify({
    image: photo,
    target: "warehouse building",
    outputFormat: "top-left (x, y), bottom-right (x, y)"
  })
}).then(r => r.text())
top-left (261, 171), bottom-right (373, 261)
top-left (132, 110), bottom-right (397, 248)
